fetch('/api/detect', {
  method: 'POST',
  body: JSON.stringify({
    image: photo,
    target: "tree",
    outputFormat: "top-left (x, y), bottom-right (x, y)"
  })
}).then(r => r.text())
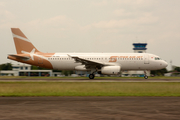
top-left (151, 68), bottom-right (168, 76)
top-left (62, 70), bottom-right (74, 76)
top-left (174, 67), bottom-right (180, 72)
top-left (31, 66), bottom-right (49, 70)
top-left (0, 63), bottom-right (12, 70)
top-left (171, 67), bottom-right (180, 76)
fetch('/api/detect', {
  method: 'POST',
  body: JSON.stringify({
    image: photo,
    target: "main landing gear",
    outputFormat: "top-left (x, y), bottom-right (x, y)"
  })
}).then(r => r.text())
top-left (89, 69), bottom-right (98, 79)
top-left (144, 70), bottom-right (148, 79)
top-left (89, 74), bottom-right (95, 79)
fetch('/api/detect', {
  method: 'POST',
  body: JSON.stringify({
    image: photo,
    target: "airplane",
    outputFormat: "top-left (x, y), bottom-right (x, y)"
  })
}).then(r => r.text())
top-left (8, 28), bottom-right (168, 79)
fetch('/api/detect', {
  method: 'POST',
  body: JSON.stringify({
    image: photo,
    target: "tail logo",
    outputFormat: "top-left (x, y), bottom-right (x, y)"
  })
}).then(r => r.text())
top-left (21, 48), bottom-right (35, 61)
top-left (13, 33), bottom-right (30, 43)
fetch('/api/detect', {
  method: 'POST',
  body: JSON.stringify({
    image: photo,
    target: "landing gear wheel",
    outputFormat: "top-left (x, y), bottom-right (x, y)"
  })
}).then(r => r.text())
top-left (144, 75), bottom-right (148, 79)
top-left (89, 74), bottom-right (95, 79)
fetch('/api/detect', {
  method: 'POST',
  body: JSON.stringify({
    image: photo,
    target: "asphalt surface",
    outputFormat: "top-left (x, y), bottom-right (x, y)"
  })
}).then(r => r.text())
top-left (0, 97), bottom-right (180, 120)
top-left (0, 78), bottom-right (180, 82)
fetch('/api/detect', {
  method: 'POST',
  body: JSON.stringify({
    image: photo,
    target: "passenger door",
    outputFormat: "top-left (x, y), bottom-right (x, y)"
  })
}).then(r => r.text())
top-left (144, 54), bottom-right (149, 64)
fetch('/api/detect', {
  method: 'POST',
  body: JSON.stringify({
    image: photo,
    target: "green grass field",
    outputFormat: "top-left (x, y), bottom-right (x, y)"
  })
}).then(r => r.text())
top-left (0, 82), bottom-right (180, 97)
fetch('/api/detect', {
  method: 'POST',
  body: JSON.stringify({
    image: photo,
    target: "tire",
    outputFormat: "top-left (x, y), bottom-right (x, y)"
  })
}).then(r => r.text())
top-left (89, 74), bottom-right (95, 79)
top-left (144, 75), bottom-right (148, 79)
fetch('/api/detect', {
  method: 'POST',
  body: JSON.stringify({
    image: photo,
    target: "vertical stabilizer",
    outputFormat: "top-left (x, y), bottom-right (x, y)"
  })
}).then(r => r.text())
top-left (11, 28), bottom-right (40, 54)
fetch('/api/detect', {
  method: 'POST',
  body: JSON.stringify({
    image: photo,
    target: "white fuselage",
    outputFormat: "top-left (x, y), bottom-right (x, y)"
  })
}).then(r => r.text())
top-left (46, 53), bottom-right (167, 71)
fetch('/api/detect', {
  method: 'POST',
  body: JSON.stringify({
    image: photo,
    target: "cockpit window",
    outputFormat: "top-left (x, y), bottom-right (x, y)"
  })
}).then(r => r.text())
top-left (155, 57), bottom-right (161, 60)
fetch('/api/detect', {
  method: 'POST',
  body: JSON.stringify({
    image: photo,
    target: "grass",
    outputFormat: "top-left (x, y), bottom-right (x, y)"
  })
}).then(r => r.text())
top-left (0, 82), bottom-right (180, 97)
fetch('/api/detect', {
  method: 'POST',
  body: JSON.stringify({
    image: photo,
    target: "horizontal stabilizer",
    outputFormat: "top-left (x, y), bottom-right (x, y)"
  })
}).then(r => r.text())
top-left (8, 54), bottom-right (30, 60)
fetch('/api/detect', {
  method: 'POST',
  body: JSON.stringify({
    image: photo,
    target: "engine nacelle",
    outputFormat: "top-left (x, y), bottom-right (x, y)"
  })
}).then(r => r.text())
top-left (75, 65), bottom-right (89, 71)
top-left (101, 66), bottom-right (121, 75)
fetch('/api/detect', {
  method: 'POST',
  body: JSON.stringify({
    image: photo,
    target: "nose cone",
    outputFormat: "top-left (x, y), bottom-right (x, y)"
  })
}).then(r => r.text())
top-left (163, 61), bottom-right (168, 68)
top-left (158, 61), bottom-right (168, 69)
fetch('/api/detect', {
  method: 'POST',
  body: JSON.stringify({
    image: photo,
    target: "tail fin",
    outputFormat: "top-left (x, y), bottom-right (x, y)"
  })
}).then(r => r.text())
top-left (11, 28), bottom-right (40, 54)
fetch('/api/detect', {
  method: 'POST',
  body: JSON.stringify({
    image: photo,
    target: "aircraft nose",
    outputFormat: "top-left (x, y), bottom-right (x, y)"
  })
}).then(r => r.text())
top-left (163, 61), bottom-right (168, 68)
top-left (160, 61), bottom-right (168, 69)
top-left (165, 61), bottom-right (168, 67)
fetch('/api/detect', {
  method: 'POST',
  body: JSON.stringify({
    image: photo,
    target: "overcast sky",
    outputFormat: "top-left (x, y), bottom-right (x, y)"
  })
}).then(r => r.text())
top-left (0, 0), bottom-right (180, 70)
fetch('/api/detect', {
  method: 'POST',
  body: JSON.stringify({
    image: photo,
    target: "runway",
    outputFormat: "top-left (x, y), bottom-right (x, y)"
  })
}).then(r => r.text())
top-left (0, 97), bottom-right (180, 120)
top-left (0, 78), bottom-right (180, 82)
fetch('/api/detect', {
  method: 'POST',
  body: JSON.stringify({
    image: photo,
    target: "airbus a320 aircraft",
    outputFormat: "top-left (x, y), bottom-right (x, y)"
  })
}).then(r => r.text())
top-left (8, 28), bottom-right (168, 79)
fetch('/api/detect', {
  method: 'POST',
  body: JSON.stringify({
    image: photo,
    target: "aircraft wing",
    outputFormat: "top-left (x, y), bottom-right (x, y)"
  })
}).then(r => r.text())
top-left (8, 54), bottom-right (30, 60)
top-left (68, 54), bottom-right (104, 68)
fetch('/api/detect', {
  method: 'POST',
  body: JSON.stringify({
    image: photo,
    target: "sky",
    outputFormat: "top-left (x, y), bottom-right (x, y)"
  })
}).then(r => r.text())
top-left (0, 0), bottom-right (180, 70)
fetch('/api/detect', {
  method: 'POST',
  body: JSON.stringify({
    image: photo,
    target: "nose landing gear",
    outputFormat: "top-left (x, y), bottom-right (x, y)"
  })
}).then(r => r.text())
top-left (144, 75), bottom-right (148, 79)
top-left (144, 70), bottom-right (148, 79)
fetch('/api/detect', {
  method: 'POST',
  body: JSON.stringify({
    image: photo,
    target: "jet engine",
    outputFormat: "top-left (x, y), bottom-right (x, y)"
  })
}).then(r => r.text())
top-left (75, 65), bottom-right (89, 71)
top-left (101, 66), bottom-right (121, 75)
